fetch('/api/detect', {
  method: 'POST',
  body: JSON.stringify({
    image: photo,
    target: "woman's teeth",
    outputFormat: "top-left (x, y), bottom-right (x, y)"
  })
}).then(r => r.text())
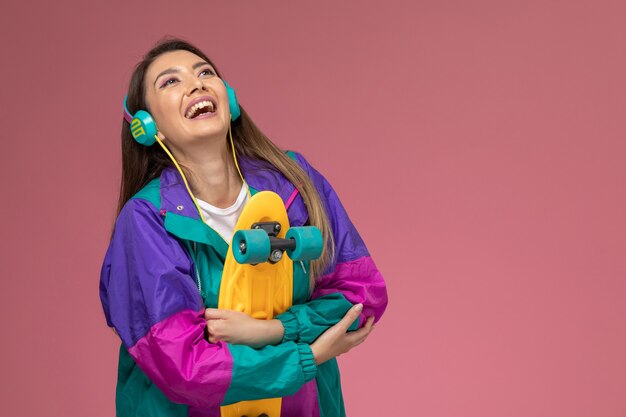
top-left (185, 101), bottom-right (216, 119)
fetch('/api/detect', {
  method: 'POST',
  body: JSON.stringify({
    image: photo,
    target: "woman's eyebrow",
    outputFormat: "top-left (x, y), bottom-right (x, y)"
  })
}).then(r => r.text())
top-left (154, 61), bottom-right (213, 86)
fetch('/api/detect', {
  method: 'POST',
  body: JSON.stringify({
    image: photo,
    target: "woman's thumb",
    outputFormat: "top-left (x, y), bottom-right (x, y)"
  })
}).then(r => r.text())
top-left (341, 303), bottom-right (362, 325)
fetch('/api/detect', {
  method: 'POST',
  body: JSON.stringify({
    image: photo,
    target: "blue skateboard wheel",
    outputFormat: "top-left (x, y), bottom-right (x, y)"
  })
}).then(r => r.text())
top-left (232, 229), bottom-right (271, 264)
top-left (285, 226), bottom-right (323, 262)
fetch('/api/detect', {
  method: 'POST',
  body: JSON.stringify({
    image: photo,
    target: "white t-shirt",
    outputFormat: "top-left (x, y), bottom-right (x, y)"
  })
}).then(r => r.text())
top-left (196, 183), bottom-right (249, 243)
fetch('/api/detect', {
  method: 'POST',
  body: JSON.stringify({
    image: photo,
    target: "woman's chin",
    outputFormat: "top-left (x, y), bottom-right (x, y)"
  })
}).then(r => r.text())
top-left (184, 123), bottom-right (229, 141)
top-left (183, 131), bottom-right (229, 146)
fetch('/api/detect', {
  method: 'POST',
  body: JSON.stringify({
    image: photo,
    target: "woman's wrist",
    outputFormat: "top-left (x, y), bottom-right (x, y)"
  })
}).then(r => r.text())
top-left (246, 319), bottom-right (285, 348)
top-left (310, 344), bottom-right (319, 365)
top-left (266, 319), bottom-right (285, 345)
top-left (309, 342), bottom-right (326, 366)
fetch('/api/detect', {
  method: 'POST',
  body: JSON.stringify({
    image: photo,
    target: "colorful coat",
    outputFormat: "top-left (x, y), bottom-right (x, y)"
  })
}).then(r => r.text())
top-left (99, 151), bottom-right (388, 416)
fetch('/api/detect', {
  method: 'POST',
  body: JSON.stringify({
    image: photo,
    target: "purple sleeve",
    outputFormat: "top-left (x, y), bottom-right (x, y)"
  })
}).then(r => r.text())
top-left (275, 152), bottom-right (388, 343)
top-left (99, 198), bottom-right (233, 407)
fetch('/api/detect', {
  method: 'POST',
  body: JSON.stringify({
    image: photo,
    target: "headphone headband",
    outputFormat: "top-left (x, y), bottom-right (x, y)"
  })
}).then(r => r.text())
top-left (123, 96), bottom-right (133, 124)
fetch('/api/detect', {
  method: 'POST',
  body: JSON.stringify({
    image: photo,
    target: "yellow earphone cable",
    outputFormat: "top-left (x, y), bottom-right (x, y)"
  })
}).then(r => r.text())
top-left (153, 122), bottom-right (250, 234)
top-left (228, 124), bottom-right (252, 199)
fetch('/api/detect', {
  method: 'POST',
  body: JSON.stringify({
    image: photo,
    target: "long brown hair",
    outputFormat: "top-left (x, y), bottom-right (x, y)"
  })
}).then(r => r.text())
top-left (118, 37), bottom-right (334, 284)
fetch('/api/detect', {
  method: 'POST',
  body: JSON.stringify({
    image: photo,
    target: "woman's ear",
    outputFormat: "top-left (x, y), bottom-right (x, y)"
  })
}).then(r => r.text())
top-left (157, 131), bottom-right (166, 142)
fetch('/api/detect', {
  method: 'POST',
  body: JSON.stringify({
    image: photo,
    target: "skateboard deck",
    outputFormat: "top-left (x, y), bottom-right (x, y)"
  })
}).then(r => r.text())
top-left (218, 191), bottom-right (322, 417)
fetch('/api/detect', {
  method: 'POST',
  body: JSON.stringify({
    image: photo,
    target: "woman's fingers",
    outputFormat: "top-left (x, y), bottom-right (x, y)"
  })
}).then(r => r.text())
top-left (353, 316), bottom-right (374, 335)
top-left (205, 308), bottom-right (228, 320)
top-left (346, 316), bottom-right (375, 346)
top-left (310, 307), bottom-right (377, 365)
top-left (206, 319), bottom-right (226, 343)
top-left (335, 303), bottom-right (363, 331)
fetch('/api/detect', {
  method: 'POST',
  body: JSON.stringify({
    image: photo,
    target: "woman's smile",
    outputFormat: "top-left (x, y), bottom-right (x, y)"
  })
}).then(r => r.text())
top-left (184, 95), bottom-right (219, 120)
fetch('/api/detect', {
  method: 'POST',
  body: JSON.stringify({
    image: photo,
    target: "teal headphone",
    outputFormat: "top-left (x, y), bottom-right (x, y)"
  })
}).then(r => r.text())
top-left (123, 80), bottom-right (241, 146)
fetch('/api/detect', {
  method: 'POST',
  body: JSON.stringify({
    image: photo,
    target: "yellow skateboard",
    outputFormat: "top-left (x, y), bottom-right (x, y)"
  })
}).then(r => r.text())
top-left (219, 191), bottom-right (323, 417)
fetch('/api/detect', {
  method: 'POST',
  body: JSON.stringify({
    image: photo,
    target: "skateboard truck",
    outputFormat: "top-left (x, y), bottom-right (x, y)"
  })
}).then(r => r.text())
top-left (244, 222), bottom-right (296, 264)
top-left (233, 222), bottom-right (323, 265)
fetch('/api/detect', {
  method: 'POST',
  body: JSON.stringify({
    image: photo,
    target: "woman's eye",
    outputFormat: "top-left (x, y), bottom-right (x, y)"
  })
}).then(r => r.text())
top-left (160, 78), bottom-right (177, 88)
top-left (200, 69), bottom-right (215, 76)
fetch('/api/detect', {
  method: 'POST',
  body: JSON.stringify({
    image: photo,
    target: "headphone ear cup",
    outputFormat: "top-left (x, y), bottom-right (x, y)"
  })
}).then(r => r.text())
top-left (223, 80), bottom-right (241, 121)
top-left (130, 110), bottom-right (158, 146)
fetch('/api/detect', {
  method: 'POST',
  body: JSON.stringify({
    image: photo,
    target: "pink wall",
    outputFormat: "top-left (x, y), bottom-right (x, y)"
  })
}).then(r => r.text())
top-left (1, 1), bottom-right (625, 416)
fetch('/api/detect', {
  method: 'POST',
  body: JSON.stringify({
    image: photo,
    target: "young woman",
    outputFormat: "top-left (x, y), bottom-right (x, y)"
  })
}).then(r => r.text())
top-left (99, 38), bottom-right (388, 417)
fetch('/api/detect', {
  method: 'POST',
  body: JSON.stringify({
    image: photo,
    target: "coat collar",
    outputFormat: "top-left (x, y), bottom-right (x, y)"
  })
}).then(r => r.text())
top-left (157, 156), bottom-right (302, 251)
top-left (159, 156), bottom-right (298, 220)
top-left (160, 166), bottom-right (202, 220)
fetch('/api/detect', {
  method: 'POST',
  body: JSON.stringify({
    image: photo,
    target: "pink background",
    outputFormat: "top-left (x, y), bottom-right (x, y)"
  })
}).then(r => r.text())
top-left (1, 1), bottom-right (625, 416)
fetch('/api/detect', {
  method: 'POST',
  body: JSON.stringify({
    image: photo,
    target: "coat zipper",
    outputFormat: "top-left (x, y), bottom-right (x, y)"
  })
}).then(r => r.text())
top-left (192, 241), bottom-right (202, 294)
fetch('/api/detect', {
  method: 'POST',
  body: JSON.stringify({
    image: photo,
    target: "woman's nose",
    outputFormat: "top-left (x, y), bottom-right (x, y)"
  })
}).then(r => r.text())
top-left (186, 77), bottom-right (206, 95)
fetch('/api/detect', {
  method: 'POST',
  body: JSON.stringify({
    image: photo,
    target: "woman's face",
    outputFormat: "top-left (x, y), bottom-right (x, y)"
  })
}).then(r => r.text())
top-left (144, 50), bottom-right (231, 147)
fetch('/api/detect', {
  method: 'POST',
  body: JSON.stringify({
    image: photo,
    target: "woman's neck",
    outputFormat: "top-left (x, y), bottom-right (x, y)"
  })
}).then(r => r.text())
top-left (169, 137), bottom-right (244, 209)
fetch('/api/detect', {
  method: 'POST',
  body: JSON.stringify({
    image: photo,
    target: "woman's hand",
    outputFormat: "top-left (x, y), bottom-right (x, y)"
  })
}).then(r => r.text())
top-left (204, 308), bottom-right (284, 349)
top-left (310, 304), bottom-right (375, 365)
